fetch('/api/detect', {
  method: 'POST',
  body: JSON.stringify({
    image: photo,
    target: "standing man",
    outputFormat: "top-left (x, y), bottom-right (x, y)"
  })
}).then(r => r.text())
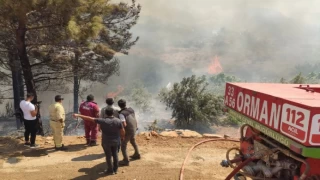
top-left (118, 99), bottom-right (141, 166)
top-left (20, 93), bottom-right (39, 148)
top-left (73, 107), bottom-right (125, 175)
top-left (79, 94), bottom-right (100, 146)
top-left (49, 95), bottom-right (67, 151)
top-left (100, 98), bottom-right (120, 118)
top-left (100, 97), bottom-right (121, 152)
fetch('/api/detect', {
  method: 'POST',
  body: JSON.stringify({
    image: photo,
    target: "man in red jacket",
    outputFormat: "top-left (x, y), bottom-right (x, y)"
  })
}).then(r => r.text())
top-left (79, 94), bottom-right (100, 146)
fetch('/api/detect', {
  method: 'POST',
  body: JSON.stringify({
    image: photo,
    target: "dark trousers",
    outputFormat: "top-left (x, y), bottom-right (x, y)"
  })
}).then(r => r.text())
top-left (24, 119), bottom-right (37, 145)
top-left (121, 133), bottom-right (139, 161)
top-left (102, 143), bottom-right (119, 173)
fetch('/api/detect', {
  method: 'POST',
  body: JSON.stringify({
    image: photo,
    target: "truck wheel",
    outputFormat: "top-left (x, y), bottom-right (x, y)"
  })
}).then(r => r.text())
top-left (234, 173), bottom-right (246, 180)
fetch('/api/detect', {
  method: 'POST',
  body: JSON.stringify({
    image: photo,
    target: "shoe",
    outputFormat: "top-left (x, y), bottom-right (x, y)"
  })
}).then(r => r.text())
top-left (113, 168), bottom-right (118, 174)
top-left (30, 144), bottom-right (40, 148)
top-left (55, 144), bottom-right (68, 151)
top-left (104, 170), bottom-right (114, 175)
top-left (86, 140), bottom-right (90, 145)
top-left (119, 160), bottom-right (129, 166)
top-left (130, 154), bottom-right (141, 160)
top-left (56, 145), bottom-right (68, 151)
top-left (90, 141), bottom-right (99, 146)
top-left (24, 142), bottom-right (31, 147)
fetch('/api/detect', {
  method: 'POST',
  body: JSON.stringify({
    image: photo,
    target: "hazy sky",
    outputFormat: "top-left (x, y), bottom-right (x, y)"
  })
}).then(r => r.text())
top-left (116, 0), bottom-right (320, 80)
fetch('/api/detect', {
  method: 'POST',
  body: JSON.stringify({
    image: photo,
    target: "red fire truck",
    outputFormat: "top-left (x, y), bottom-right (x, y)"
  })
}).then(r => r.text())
top-left (221, 83), bottom-right (320, 180)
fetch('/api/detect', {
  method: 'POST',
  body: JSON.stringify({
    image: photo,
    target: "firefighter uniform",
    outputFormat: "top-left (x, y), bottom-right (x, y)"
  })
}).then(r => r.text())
top-left (49, 102), bottom-right (65, 148)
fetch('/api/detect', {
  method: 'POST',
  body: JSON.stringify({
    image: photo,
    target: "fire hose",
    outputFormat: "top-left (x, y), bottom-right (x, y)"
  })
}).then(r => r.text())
top-left (179, 138), bottom-right (240, 180)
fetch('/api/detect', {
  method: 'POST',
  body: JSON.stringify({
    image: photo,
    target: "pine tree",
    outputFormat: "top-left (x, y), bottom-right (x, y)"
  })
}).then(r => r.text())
top-left (0, 0), bottom-right (141, 108)
top-left (290, 73), bottom-right (305, 84)
top-left (54, 0), bottom-right (141, 112)
top-left (0, 0), bottom-right (85, 102)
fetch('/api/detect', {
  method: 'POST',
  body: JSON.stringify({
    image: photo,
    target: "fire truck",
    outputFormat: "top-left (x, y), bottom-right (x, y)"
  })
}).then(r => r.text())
top-left (221, 83), bottom-right (320, 180)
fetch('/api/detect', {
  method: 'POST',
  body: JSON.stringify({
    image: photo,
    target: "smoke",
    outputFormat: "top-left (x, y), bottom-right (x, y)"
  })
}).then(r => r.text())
top-left (3, 0), bottom-right (320, 132)
top-left (118, 0), bottom-right (320, 80)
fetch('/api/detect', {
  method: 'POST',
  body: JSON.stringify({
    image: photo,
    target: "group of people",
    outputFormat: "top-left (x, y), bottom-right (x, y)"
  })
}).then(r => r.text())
top-left (19, 93), bottom-right (140, 175)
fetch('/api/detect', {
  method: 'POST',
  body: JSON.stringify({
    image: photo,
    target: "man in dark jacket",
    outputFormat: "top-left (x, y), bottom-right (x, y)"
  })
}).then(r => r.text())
top-left (73, 107), bottom-right (125, 175)
top-left (118, 99), bottom-right (140, 166)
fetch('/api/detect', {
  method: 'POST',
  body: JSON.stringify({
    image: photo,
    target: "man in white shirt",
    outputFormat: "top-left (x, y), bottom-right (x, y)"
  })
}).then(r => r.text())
top-left (20, 93), bottom-right (39, 148)
top-left (100, 98), bottom-right (120, 118)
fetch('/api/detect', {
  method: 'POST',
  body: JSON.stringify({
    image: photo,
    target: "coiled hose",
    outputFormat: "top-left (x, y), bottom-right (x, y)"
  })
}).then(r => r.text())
top-left (179, 138), bottom-right (240, 180)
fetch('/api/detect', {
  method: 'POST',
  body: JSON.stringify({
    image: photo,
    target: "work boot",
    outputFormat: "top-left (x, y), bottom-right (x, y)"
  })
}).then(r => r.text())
top-left (130, 154), bottom-right (141, 160)
top-left (90, 141), bottom-right (98, 146)
top-left (86, 139), bottom-right (90, 145)
top-left (119, 160), bottom-right (129, 166)
top-left (55, 144), bottom-right (68, 151)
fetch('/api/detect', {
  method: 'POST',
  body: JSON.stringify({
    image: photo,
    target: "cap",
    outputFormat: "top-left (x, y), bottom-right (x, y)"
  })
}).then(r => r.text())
top-left (55, 95), bottom-right (64, 101)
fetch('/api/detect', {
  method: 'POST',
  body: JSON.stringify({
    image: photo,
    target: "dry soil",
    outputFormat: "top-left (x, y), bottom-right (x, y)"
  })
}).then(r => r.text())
top-left (0, 135), bottom-right (239, 180)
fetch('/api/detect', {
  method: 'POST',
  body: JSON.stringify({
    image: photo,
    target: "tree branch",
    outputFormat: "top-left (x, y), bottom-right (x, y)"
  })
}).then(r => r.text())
top-left (34, 76), bottom-right (73, 83)
top-left (27, 24), bottom-right (64, 31)
top-left (0, 97), bottom-right (13, 99)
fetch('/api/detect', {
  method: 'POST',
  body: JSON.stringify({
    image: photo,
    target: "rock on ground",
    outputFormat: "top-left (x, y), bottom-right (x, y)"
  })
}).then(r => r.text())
top-left (180, 130), bottom-right (202, 138)
top-left (159, 131), bottom-right (179, 137)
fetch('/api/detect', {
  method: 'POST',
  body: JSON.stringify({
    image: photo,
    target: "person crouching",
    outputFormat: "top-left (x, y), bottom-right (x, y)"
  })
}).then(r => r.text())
top-left (73, 107), bottom-right (125, 175)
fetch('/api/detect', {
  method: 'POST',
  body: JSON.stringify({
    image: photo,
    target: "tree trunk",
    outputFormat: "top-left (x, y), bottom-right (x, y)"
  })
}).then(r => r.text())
top-left (73, 74), bottom-right (79, 113)
top-left (16, 18), bottom-right (37, 103)
top-left (18, 69), bottom-right (24, 100)
top-left (73, 52), bottom-right (80, 113)
top-left (9, 51), bottom-right (22, 129)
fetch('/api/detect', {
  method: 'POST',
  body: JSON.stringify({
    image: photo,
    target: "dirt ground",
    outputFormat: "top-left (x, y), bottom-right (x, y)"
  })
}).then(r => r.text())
top-left (0, 135), bottom-right (239, 180)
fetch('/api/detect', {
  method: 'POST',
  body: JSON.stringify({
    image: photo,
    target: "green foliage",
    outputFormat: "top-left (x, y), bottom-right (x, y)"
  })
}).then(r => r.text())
top-left (128, 81), bottom-right (153, 113)
top-left (280, 72), bottom-right (320, 84)
top-left (159, 75), bottom-right (224, 128)
top-left (305, 72), bottom-right (320, 84)
top-left (290, 73), bottom-right (305, 84)
top-left (0, 0), bottom-right (141, 96)
top-left (210, 73), bottom-right (240, 86)
top-left (279, 77), bottom-right (286, 84)
top-left (221, 114), bottom-right (242, 126)
top-left (209, 73), bottom-right (241, 95)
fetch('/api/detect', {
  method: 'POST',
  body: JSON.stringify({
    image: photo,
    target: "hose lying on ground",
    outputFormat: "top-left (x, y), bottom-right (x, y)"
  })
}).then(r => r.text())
top-left (179, 138), bottom-right (240, 180)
